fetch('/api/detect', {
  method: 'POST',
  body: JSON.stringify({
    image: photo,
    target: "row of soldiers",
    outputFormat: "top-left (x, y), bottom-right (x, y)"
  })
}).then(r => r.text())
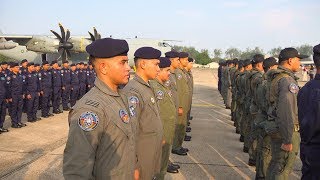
top-left (63, 38), bottom-right (194, 180)
top-left (218, 47), bottom-right (309, 179)
top-left (0, 59), bottom-right (96, 132)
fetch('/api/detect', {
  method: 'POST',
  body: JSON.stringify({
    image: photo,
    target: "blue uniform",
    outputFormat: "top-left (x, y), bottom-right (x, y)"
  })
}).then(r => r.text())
top-left (6, 72), bottom-right (25, 126)
top-left (39, 69), bottom-right (53, 117)
top-left (70, 70), bottom-right (79, 107)
top-left (0, 71), bottom-right (8, 128)
top-left (25, 71), bottom-right (40, 121)
top-left (52, 68), bottom-right (62, 113)
top-left (78, 69), bottom-right (87, 98)
top-left (86, 68), bottom-right (95, 92)
top-left (61, 68), bottom-right (71, 110)
top-left (298, 73), bottom-right (320, 180)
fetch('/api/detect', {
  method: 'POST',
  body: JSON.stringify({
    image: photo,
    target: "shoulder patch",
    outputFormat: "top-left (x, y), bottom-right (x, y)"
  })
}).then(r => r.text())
top-left (156, 90), bottom-right (164, 100)
top-left (78, 112), bottom-right (99, 131)
top-left (289, 83), bottom-right (299, 94)
top-left (85, 100), bottom-right (100, 107)
top-left (119, 109), bottom-right (130, 124)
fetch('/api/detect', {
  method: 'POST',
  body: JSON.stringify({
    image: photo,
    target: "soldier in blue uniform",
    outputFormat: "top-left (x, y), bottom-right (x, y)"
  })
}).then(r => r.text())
top-left (1, 61), bottom-right (10, 75)
top-left (70, 64), bottom-right (80, 107)
top-left (0, 65), bottom-right (9, 133)
top-left (51, 60), bottom-right (63, 114)
top-left (6, 62), bottom-right (27, 128)
top-left (298, 44), bottom-right (320, 180)
top-left (77, 62), bottom-right (87, 99)
top-left (86, 62), bottom-right (95, 92)
top-left (39, 61), bottom-right (54, 118)
top-left (34, 64), bottom-right (41, 110)
top-left (61, 60), bottom-right (71, 111)
top-left (25, 63), bottom-right (41, 122)
top-left (20, 59), bottom-right (28, 75)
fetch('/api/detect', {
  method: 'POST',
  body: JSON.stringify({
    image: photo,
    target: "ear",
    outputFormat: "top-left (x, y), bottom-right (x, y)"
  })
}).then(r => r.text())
top-left (99, 62), bottom-right (108, 75)
top-left (288, 58), bottom-right (293, 65)
top-left (140, 60), bottom-right (146, 69)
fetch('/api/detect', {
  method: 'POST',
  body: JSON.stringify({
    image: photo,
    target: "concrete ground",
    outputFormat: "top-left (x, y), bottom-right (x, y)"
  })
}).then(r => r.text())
top-left (0, 68), bottom-right (302, 180)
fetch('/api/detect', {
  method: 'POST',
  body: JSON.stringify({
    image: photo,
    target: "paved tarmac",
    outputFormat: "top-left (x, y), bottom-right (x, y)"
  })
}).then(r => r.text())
top-left (0, 68), bottom-right (302, 180)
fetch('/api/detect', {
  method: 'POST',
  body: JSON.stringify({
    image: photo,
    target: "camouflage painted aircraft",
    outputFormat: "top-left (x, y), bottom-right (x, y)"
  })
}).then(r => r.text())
top-left (0, 23), bottom-right (173, 66)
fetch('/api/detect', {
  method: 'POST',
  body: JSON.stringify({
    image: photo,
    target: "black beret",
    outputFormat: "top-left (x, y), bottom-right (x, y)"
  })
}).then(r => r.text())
top-left (27, 62), bottom-right (35, 67)
top-left (263, 57), bottom-right (278, 69)
top-left (62, 60), bottom-right (69, 64)
top-left (238, 60), bottom-right (244, 69)
top-left (86, 38), bottom-right (129, 58)
top-left (134, 47), bottom-right (161, 59)
top-left (252, 54), bottom-right (265, 64)
top-left (20, 59), bottom-right (28, 64)
top-left (0, 61), bottom-right (8, 65)
top-left (279, 47), bottom-right (308, 62)
top-left (165, 51), bottom-right (179, 58)
top-left (179, 52), bottom-right (189, 58)
top-left (79, 62), bottom-right (84, 65)
top-left (159, 57), bottom-right (171, 68)
top-left (34, 63), bottom-right (40, 67)
top-left (226, 60), bottom-right (234, 64)
top-left (51, 60), bottom-right (58, 65)
top-left (11, 62), bottom-right (19, 67)
top-left (243, 59), bottom-right (252, 67)
top-left (42, 61), bottom-right (49, 65)
top-left (70, 63), bottom-right (76, 67)
top-left (188, 57), bottom-right (194, 62)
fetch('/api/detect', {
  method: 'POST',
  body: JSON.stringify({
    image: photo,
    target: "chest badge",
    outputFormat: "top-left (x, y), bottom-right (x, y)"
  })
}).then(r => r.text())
top-left (119, 109), bottom-right (130, 124)
top-left (156, 90), bottom-right (164, 100)
top-left (151, 97), bottom-right (155, 104)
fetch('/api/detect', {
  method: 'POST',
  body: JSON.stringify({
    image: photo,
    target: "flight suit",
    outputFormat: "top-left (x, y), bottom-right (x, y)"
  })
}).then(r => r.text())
top-left (234, 71), bottom-right (245, 132)
top-left (297, 73), bottom-right (320, 180)
top-left (78, 69), bottom-right (87, 98)
top-left (52, 68), bottom-right (62, 113)
top-left (39, 69), bottom-right (53, 117)
top-left (224, 66), bottom-right (232, 109)
top-left (61, 68), bottom-right (71, 110)
top-left (221, 66), bottom-right (228, 105)
top-left (25, 71), bottom-right (40, 121)
top-left (63, 78), bottom-right (136, 180)
top-left (70, 70), bottom-right (80, 107)
top-left (6, 72), bottom-right (25, 126)
top-left (150, 79), bottom-right (177, 180)
top-left (0, 71), bottom-right (7, 128)
top-left (165, 71), bottom-right (178, 109)
top-left (266, 66), bottom-right (300, 180)
top-left (172, 68), bottom-right (190, 150)
top-left (230, 67), bottom-right (238, 121)
top-left (238, 70), bottom-right (250, 143)
top-left (124, 75), bottom-right (163, 180)
top-left (185, 69), bottom-right (194, 121)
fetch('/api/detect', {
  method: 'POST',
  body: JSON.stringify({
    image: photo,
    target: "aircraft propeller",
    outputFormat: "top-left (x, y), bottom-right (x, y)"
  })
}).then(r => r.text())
top-left (50, 23), bottom-right (73, 60)
top-left (88, 27), bottom-right (101, 41)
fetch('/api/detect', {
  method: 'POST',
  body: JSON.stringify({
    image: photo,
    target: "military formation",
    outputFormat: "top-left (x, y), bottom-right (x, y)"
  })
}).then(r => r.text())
top-left (218, 45), bottom-right (320, 180)
top-left (63, 38), bottom-right (194, 180)
top-left (0, 59), bottom-right (95, 132)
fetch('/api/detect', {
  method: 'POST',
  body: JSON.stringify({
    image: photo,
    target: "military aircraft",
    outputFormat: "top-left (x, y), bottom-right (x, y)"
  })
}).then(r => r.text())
top-left (0, 23), bottom-right (173, 66)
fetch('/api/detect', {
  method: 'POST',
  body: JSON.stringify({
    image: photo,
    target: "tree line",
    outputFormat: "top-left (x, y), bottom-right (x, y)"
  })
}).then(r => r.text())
top-left (174, 44), bottom-right (313, 65)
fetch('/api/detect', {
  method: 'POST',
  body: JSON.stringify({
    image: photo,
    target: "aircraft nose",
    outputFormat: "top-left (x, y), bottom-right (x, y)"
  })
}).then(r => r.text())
top-left (61, 42), bottom-right (73, 50)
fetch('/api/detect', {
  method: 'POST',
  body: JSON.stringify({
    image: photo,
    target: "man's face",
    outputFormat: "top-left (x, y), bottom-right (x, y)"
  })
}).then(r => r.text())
top-left (63, 63), bottom-right (69, 68)
top-left (245, 64), bottom-right (252, 71)
top-left (28, 65), bottom-right (35, 72)
top-left (22, 62), bottom-right (28, 68)
top-left (104, 56), bottom-right (131, 85)
top-left (43, 64), bottom-right (50, 70)
top-left (180, 57), bottom-right (189, 67)
top-left (270, 65), bottom-right (278, 70)
top-left (35, 66), bottom-right (41, 71)
top-left (1, 64), bottom-right (8, 69)
top-left (52, 63), bottom-right (59, 69)
top-left (12, 66), bottom-right (20, 73)
top-left (144, 59), bottom-right (160, 80)
top-left (157, 67), bottom-right (171, 82)
top-left (187, 62), bottom-right (193, 70)
top-left (290, 57), bottom-right (301, 72)
top-left (170, 57), bottom-right (180, 69)
top-left (71, 66), bottom-right (76, 71)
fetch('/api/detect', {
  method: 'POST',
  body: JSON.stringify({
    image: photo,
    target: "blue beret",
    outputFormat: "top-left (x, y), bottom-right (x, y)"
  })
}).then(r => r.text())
top-left (165, 51), bottom-right (179, 58)
top-left (134, 47), bottom-right (161, 59)
top-left (252, 54), bottom-right (265, 64)
top-left (11, 62), bottom-right (19, 67)
top-left (42, 61), bottom-right (49, 65)
top-left (20, 59), bottom-right (28, 64)
top-left (51, 60), bottom-right (58, 65)
top-left (86, 38), bottom-right (129, 58)
top-left (313, 44), bottom-right (320, 67)
top-left (0, 61), bottom-right (8, 65)
top-left (188, 57), bottom-right (194, 62)
top-left (179, 52), bottom-right (189, 58)
top-left (27, 62), bottom-right (35, 67)
top-left (159, 57), bottom-right (171, 68)
top-left (70, 63), bottom-right (76, 67)
top-left (34, 63), bottom-right (40, 67)
top-left (62, 60), bottom-right (69, 64)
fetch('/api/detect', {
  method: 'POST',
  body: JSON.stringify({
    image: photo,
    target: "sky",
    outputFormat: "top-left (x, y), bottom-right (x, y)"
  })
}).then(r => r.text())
top-left (1, 0), bottom-right (319, 54)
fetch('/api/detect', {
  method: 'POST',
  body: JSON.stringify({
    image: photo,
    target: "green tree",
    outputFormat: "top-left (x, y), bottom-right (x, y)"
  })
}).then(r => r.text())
top-left (213, 49), bottom-right (222, 58)
top-left (296, 44), bottom-right (313, 56)
top-left (225, 47), bottom-right (241, 59)
top-left (269, 47), bottom-right (282, 57)
top-left (195, 49), bottom-right (212, 65)
top-left (240, 47), bottom-right (264, 59)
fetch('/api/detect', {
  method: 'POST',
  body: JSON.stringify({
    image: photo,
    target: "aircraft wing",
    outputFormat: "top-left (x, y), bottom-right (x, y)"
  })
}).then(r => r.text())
top-left (0, 35), bottom-right (33, 45)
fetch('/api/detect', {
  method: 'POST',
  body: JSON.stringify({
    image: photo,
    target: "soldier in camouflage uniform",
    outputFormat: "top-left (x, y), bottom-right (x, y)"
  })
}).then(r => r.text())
top-left (229, 59), bottom-right (239, 121)
top-left (233, 60), bottom-right (244, 134)
top-left (255, 57), bottom-right (278, 179)
top-left (223, 60), bottom-right (234, 109)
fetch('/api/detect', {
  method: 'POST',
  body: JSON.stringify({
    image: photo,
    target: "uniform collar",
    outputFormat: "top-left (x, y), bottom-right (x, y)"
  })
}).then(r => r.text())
top-left (94, 77), bottom-right (120, 97)
top-left (315, 74), bottom-right (320, 80)
top-left (154, 78), bottom-right (166, 88)
top-left (134, 75), bottom-right (151, 88)
top-left (278, 66), bottom-right (298, 80)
